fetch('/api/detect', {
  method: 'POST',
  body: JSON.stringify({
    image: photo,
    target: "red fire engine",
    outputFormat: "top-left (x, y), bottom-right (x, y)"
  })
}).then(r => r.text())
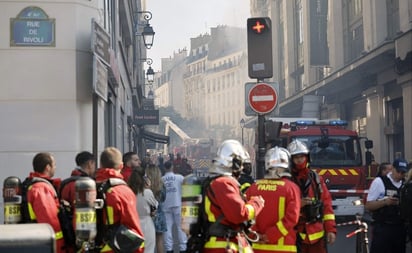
top-left (281, 119), bottom-right (374, 217)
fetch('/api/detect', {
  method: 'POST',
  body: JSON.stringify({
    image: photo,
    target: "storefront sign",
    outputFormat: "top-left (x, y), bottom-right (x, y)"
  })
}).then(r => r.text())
top-left (134, 110), bottom-right (159, 125)
top-left (93, 56), bottom-right (108, 101)
top-left (92, 19), bottom-right (110, 65)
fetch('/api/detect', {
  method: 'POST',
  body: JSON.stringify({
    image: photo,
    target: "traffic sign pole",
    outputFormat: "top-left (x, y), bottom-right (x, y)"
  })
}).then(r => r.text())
top-left (247, 17), bottom-right (274, 179)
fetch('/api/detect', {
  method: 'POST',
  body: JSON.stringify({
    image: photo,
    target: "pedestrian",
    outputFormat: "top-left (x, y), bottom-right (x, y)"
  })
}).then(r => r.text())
top-left (180, 157), bottom-right (193, 176)
top-left (246, 146), bottom-right (301, 253)
top-left (146, 164), bottom-right (167, 253)
top-left (95, 147), bottom-right (145, 253)
top-left (287, 140), bottom-right (336, 253)
top-left (162, 160), bottom-right (187, 253)
top-left (158, 153), bottom-right (165, 175)
top-left (122, 151), bottom-right (142, 182)
top-left (60, 151), bottom-right (96, 251)
top-left (202, 139), bottom-right (265, 253)
top-left (376, 162), bottom-right (393, 177)
top-left (24, 152), bottom-right (66, 252)
top-left (128, 167), bottom-right (158, 253)
top-left (173, 153), bottom-right (183, 174)
top-left (365, 158), bottom-right (408, 253)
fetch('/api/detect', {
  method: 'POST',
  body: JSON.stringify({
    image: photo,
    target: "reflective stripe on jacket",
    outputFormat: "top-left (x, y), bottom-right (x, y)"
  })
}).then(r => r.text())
top-left (246, 178), bottom-right (301, 253)
top-left (295, 173), bottom-right (336, 244)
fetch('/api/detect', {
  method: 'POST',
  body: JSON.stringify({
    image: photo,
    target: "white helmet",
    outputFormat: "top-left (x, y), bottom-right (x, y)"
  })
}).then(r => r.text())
top-left (287, 139), bottom-right (309, 156)
top-left (264, 146), bottom-right (291, 179)
top-left (210, 139), bottom-right (250, 175)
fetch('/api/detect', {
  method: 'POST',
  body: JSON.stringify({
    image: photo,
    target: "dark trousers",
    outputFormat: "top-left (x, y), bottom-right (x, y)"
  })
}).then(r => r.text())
top-left (370, 223), bottom-right (406, 253)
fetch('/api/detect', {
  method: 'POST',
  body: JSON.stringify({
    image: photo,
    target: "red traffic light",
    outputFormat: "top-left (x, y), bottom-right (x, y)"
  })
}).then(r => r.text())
top-left (248, 18), bottom-right (269, 34)
top-left (252, 21), bottom-right (265, 33)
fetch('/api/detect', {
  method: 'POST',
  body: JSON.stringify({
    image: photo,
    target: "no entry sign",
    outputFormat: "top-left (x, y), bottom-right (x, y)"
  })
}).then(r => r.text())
top-left (248, 83), bottom-right (278, 114)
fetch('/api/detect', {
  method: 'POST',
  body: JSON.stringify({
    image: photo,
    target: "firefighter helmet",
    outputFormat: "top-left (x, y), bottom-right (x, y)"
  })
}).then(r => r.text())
top-left (264, 146), bottom-right (291, 179)
top-left (287, 139), bottom-right (309, 156)
top-left (210, 139), bottom-right (250, 175)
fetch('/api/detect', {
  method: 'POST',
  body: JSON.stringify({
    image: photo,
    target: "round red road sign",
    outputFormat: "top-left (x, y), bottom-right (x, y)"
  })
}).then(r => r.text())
top-left (248, 83), bottom-right (278, 114)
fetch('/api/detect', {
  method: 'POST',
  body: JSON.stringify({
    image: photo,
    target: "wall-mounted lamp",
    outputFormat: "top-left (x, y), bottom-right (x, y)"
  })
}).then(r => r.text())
top-left (136, 11), bottom-right (155, 49)
top-left (140, 58), bottom-right (155, 84)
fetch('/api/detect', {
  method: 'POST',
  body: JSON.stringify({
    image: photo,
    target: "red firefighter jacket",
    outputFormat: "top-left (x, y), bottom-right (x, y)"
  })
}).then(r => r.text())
top-left (95, 168), bottom-right (144, 253)
top-left (203, 175), bottom-right (264, 253)
top-left (60, 168), bottom-right (89, 207)
top-left (26, 172), bottom-right (66, 253)
top-left (246, 178), bottom-right (301, 253)
top-left (293, 170), bottom-right (336, 244)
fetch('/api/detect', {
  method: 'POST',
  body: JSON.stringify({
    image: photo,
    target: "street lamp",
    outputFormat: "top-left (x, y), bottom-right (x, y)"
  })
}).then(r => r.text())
top-left (136, 11), bottom-right (155, 49)
top-left (240, 118), bottom-right (245, 145)
top-left (140, 58), bottom-right (155, 84)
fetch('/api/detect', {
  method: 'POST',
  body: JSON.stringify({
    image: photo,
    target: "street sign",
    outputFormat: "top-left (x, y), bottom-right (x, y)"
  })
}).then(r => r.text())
top-left (248, 83), bottom-right (278, 114)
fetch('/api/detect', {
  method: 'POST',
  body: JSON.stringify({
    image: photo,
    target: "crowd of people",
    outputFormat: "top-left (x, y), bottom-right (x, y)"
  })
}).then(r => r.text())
top-left (13, 137), bottom-right (412, 253)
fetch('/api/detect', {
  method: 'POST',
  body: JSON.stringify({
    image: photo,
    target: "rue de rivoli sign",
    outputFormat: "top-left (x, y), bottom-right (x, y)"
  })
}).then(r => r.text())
top-left (11, 6), bottom-right (55, 47)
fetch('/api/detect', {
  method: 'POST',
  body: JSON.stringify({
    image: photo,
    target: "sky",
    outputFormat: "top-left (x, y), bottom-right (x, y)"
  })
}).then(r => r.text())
top-left (145, 0), bottom-right (251, 71)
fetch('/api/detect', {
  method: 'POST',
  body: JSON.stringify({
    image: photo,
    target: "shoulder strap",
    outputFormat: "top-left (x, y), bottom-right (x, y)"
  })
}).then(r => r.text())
top-left (95, 178), bottom-right (128, 250)
top-left (309, 170), bottom-right (322, 200)
top-left (30, 177), bottom-right (58, 197)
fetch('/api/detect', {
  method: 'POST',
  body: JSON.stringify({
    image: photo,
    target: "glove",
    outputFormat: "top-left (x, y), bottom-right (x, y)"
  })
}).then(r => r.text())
top-left (247, 195), bottom-right (265, 216)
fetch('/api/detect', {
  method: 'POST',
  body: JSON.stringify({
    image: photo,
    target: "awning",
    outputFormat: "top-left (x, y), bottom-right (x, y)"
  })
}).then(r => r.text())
top-left (142, 129), bottom-right (169, 144)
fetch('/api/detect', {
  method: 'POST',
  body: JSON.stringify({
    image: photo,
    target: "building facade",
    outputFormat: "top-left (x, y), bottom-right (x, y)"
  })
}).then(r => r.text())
top-left (183, 26), bottom-right (252, 145)
top-left (250, 0), bottom-right (412, 163)
top-left (0, 0), bottom-right (154, 195)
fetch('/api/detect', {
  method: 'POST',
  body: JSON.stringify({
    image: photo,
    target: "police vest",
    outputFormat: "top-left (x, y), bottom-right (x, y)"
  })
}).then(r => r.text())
top-left (372, 176), bottom-right (403, 225)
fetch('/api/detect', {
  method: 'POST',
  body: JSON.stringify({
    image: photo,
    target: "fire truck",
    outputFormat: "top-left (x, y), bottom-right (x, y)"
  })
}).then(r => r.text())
top-left (278, 119), bottom-right (374, 217)
top-left (162, 117), bottom-right (213, 177)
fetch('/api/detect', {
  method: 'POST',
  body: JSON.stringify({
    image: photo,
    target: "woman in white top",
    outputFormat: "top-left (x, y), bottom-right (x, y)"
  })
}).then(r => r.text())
top-left (128, 168), bottom-right (158, 253)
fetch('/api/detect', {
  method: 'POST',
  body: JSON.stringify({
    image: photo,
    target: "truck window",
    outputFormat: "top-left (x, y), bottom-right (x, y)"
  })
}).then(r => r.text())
top-left (292, 136), bottom-right (362, 167)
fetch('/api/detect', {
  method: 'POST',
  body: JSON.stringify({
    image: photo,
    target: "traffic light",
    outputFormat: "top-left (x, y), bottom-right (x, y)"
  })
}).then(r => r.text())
top-left (247, 17), bottom-right (273, 79)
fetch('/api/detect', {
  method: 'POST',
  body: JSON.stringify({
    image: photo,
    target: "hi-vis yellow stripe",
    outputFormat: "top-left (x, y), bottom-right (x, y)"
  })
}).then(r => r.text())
top-left (317, 169), bottom-right (359, 176)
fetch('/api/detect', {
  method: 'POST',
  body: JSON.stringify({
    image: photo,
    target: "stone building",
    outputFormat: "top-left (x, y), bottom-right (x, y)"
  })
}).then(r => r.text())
top-left (0, 0), bottom-right (156, 188)
top-left (251, 0), bottom-right (412, 163)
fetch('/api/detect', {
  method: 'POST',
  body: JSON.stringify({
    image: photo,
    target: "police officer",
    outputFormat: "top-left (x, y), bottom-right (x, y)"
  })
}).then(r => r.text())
top-left (365, 158), bottom-right (408, 253)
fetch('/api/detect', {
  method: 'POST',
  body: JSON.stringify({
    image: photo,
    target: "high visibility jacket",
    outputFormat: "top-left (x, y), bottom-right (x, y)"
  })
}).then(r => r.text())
top-left (203, 175), bottom-right (264, 253)
top-left (293, 170), bottom-right (336, 244)
top-left (95, 168), bottom-right (144, 253)
top-left (26, 172), bottom-right (66, 253)
top-left (246, 178), bottom-right (301, 253)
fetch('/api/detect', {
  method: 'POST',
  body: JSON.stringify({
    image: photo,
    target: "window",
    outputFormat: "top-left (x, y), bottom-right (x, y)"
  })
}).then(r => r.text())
top-left (342, 0), bottom-right (364, 63)
top-left (386, 0), bottom-right (400, 39)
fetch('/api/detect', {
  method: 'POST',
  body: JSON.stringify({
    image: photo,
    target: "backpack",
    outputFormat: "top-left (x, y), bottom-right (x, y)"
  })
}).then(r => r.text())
top-left (94, 178), bottom-right (145, 253)
top-left (300, 170), bottom-right (324, 223)
top-left (20, 177), bottom-right (76, 248)
top-left (186, 176), bottom-right (222, 253)
top-left (399, 180), bottom-right (412, 222)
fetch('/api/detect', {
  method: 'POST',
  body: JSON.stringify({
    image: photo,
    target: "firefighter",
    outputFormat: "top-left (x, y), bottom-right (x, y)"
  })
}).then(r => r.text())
top-left (203, 139), bottom-right (265, 253)
top-left (246, 146), bottom-right (301, 253)
top-left (287, 140), bottom-right (336, 253)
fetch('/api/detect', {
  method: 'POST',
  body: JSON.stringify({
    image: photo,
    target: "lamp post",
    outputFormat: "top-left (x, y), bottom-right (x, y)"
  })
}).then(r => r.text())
top-left (140, 58), bottom-right (155, 83)
top-left (240, 118), bottom-right (245, 145)
top-left (136, 11), bottom-right (155, 49)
